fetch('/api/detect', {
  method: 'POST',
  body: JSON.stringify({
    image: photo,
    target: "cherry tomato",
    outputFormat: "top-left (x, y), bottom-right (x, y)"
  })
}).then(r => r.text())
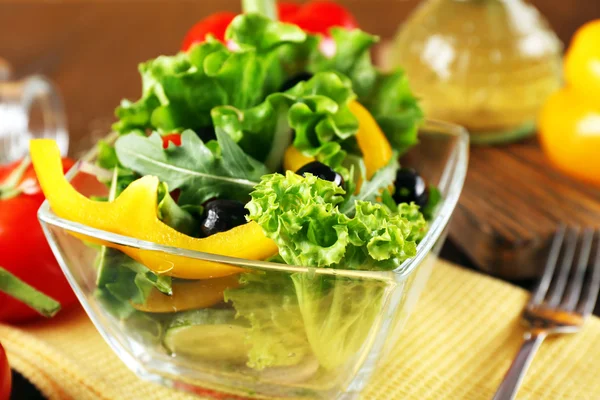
top-left (0, 342), bottom-right (10, 400)
top-left (181, 11), bottom-right (237, 51)
top-left (181, 2), bottom-right (358, 54)
top-left (564, 20), bottom-right (600, 100)
top-left (538, 87), bottom-right (600, 187)
top-left (284, 1), bottom-right (358, 36)
top-left (277, 2), bottom-right (302, 21)
top-left (0, 158), bottom-right (77, 323)
top-left (162, 133), bottom-right (182, 148)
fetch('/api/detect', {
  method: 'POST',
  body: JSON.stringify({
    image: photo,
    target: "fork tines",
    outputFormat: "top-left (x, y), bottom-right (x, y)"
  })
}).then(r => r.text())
top-left (529, 226), bottom-right (600, 316)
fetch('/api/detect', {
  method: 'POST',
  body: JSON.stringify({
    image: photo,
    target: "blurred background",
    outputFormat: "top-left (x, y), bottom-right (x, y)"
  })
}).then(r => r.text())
top-left (0, 0), bottom-right (597, 154)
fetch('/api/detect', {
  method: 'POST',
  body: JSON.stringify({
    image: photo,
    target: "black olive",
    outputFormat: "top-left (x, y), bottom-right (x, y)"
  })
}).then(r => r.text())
top-left (280, 72), bottom-right (314, 92)
top-left (393, 168), bottom-right (429, 208)
top-left (200, 199), bottom-right (249, 237)
top-left (296, 161), bottom-right (344, 187)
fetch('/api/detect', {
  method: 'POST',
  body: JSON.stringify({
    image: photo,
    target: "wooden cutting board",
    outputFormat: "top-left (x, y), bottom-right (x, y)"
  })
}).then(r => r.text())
top-left (448, 137), bottom-right (600, 280)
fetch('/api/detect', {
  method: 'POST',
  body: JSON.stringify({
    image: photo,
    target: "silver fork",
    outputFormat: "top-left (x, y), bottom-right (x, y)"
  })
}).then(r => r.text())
top-left (493, 226), bottom-right (600, 400)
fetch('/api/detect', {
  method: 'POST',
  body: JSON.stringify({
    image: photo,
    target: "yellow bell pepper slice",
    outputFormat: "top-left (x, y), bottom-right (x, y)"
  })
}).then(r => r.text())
top-left (348, 101), bottom-right (393, 179)
top-left (283, 101), bottom-right (393, 180)
top-left (131, 275), bottom-right (239, 313)
top-left (30, 139), bottom-right (278, 280)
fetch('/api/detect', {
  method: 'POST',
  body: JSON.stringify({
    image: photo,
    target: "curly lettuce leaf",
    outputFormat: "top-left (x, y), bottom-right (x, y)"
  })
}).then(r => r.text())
top-left (212, 71), bottom-right (358, 173)
top-left (246, 172), bottom-right (426, 270)
top-left (114, 130), bottom-right (268, 205)
top-left (224, 272), bottom-right (311, 370)
top-left (113, 14), bottom-right (306, 136)
top-left (308, 28), bottom-right (423, 153)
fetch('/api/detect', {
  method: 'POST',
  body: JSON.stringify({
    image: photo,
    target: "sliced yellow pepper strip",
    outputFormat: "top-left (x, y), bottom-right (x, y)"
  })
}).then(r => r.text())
top-left (348, 101), bottom-right (393, 179)
top-left (131, 275), bottom-right (239, 313)
top-left (30, 139), bottom-right (278, 280)
top-left (283, 144), bottom-right (315, 173)
top-left (283, 101), bottom-right (393, 180)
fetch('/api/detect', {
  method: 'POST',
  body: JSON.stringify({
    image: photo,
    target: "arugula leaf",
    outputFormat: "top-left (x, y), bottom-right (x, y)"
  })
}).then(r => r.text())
top-left (114, 130), bottom-right (268, 205)
top-left (340, 156), bottom-right (399, 216)
top-left (308, 28), bottom-right (424, 153)
top-left (291, 274), bottom-right (386, 370)
top-left (247, 172), bottom-right (426, 270)
top-left (95, 247), bottom-right (172, 318)
top-left (224, 272), bottom-right (311, 370)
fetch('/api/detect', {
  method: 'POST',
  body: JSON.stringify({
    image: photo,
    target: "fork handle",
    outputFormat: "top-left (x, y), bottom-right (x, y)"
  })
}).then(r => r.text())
top-left (492, 330), bottom-right (548, 400)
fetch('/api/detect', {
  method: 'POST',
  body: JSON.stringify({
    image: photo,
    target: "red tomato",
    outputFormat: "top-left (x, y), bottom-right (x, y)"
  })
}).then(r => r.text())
top-left (181, 2), bottom-right (358, 54)
top-left (0, 343), bottom-right (9, 400)
top-left (0, 158), bottom-right (77, 324)
top-left (162, 133), bottom-right (182, 148)
top-left (277, 2), bottom-right (302, 21)
top-left (284, 1), bottom-right (358, 35)
top-left (181, 11), bottom-right (237, 51)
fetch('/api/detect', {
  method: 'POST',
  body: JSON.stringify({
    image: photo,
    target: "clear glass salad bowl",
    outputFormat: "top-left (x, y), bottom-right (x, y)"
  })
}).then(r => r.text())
top-left (38, 120), bottom-right (468, 399)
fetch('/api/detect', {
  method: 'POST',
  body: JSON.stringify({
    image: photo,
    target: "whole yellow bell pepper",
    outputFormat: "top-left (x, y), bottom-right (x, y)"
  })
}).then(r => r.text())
top-left (538, 88), bottom-right (600, 187)
top-left (30, 140), bottom-right (278, 280)
top-left (564, 20), bottom-right (600, 100)
top-left (539, 20), bottom-right (600, 187)
top-left (283, 101), bottom-right (393, 180)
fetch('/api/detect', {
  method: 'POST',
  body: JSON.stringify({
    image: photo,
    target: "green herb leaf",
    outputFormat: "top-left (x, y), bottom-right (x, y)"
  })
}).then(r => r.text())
top-left (340, 156), bottom-right (399, 216)
top-left (0, 267), bottom-right (61, 317)
top-left (95, 247), bottom-right (172, 319)
top-left (114, 130), bottom-right (268, 205)
top-left (157, 182), bottom-right (199, 236)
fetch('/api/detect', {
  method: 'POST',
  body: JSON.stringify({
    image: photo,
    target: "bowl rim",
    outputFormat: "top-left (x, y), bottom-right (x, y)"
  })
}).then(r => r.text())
top-left (38, 119), bottom-right (469, 281)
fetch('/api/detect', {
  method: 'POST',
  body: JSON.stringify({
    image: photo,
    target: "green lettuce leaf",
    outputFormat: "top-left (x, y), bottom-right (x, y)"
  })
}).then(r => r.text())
top-left (224, 272), bottom-right (311, 370)
top-left (114, 130), bottom-right (268, 205)
top-left (291, 274), bottom-right (387, 370)
top-left (211, 71), bottom-right (358, 173)
top-left (113, 14), bottom-right (306, 136)
top-left (246, 172), bottom-right (426, 270)
top-left (340, 155), bottom-right (399, 216)
top-left (308, 28), bottom-right (423, 153)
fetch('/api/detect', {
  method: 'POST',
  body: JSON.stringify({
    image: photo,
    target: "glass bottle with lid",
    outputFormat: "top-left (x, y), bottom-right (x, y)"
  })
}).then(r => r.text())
top-left (390, 0), bottom-right (562, 144)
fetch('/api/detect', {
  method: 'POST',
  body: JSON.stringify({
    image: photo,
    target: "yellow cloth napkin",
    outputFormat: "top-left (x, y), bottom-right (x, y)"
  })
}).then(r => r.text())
top-left (2, 259), bottom-right (600, 400)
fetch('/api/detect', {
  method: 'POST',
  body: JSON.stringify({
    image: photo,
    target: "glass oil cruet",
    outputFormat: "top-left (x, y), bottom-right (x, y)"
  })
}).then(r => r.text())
top-left (390, 0), bottom-right (563, 144)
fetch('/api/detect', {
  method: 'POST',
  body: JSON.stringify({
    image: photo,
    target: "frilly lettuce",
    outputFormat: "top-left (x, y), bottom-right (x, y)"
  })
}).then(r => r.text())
top-left (113, 14), bottom-right (306, 136)
top-left (211, 71), bottom-right (358, 174)
top-left (246, 172), bottom-right (427, 270)
top-left (307, 28), bottom-right (424, 153)
top-left (223, 272), bottom-right (310, 370)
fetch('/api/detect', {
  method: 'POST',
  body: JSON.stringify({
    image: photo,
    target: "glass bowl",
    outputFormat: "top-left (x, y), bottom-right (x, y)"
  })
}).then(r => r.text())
top-left (38, 120), bottom-right (468, 399)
